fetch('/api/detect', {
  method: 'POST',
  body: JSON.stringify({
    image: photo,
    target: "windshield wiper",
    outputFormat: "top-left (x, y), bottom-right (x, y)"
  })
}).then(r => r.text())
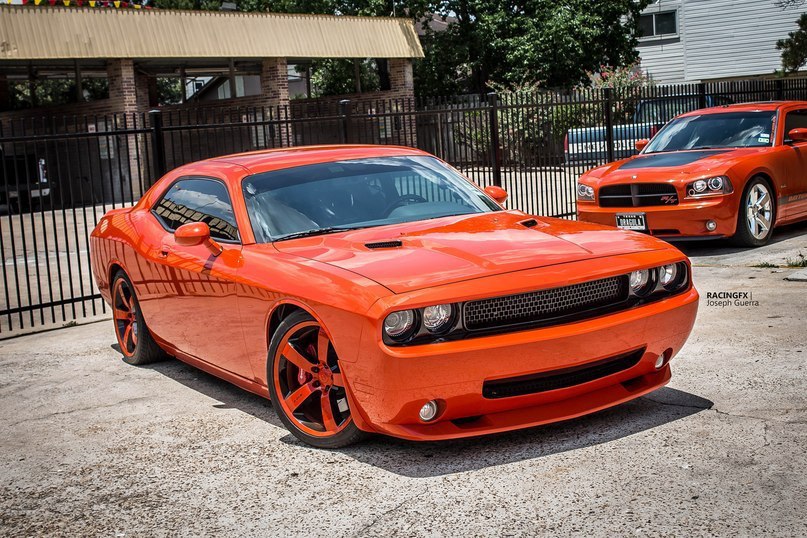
top-left (273, 226), bottom-right (360, 242)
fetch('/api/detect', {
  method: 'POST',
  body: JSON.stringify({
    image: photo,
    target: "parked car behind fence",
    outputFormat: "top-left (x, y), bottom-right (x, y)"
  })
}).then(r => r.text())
top-left (565, 95), bottom-right (735, 165)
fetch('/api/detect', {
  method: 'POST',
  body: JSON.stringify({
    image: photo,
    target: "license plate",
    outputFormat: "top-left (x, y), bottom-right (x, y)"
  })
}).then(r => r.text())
top-left (616, 213), bottom-right (647, 231)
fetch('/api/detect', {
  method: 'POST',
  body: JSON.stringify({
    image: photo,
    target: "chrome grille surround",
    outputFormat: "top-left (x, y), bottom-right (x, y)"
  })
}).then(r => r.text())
top-left (463, 275), bottom-right (629, 331)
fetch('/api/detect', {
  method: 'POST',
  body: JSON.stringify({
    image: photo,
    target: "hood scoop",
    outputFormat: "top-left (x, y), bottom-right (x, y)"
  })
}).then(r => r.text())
top-left (520, 219), bottom-right (538, 228)
top-left (365, 240), bottom-right (403, 249)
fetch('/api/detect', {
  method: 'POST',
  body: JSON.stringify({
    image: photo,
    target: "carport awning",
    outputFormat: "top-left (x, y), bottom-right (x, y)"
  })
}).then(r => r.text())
top-left (0, 6), bottom-right (424, 60)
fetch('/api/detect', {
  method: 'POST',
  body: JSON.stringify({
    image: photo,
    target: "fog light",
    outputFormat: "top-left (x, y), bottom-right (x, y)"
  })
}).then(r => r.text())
top-left (706, 220), bottom-right (717, 231)
top-left (655, 350), bottom-right (670, 369)
top-left (419, 400), bottom-right (439, 422)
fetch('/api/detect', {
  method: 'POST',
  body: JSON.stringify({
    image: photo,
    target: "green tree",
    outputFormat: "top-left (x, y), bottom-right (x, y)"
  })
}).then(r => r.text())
top-left (778, 13), bottom-right (807, 73)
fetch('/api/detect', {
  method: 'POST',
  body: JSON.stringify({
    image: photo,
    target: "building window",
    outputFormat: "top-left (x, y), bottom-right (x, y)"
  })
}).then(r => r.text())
top-left (639, 11), bottom-right (678, 39)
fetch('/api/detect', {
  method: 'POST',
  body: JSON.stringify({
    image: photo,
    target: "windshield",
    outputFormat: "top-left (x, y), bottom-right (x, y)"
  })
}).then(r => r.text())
top-left (242, 156), bottom-right (501, 242)
top-left (644, 111), bottom-right (776, 153)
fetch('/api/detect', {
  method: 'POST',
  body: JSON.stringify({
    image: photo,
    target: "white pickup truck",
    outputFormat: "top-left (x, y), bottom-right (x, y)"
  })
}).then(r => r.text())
top-left (565, 95), bottom-right (734, 165)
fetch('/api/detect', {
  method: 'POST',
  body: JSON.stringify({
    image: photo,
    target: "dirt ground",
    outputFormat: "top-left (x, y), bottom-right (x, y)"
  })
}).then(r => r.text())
top-left (0, 224), bottom-right (805, 537)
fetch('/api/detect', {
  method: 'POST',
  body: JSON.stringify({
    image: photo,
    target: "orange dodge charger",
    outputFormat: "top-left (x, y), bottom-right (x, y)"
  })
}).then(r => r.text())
top-left (90, 145), bottom-right (698, 448)
top-left (577, 101), bottom-right (807, 247)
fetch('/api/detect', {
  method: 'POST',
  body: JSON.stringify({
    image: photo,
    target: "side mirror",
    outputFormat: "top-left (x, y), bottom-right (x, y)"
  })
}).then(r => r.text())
top-left (635, 139), bottom-right (649, 152)
top-left (175, 221), bottom-right (223, 256)
top-left (788, 128), bottom-right (807, 142)
top-left (484, 185), bottom-right (508, 205)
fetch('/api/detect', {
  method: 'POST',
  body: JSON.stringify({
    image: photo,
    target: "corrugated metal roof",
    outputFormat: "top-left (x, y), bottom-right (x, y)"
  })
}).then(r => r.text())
top-left (0, 6), bottom-right (424, 60)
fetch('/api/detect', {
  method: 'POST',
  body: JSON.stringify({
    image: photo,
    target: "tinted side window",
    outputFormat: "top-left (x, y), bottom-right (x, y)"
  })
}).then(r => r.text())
top-left (153, 178), bottom-right (239, 242)
top-left (784, 109), bottom-right (807, 141)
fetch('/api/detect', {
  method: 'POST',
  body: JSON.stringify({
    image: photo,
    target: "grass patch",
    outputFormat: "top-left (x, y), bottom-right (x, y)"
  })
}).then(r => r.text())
top-left (785, 252), bottom-right (807, 268)
top-left (752, 262), bottom-right (779, 268)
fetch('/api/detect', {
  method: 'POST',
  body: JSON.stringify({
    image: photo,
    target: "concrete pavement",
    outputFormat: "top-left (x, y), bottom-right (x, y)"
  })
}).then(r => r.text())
top-left (0, 230), bottom-right (805, 536)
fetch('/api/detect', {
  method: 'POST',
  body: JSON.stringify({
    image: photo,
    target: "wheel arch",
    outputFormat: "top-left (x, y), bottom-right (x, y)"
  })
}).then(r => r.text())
top-left (265, 299), bottom-right (332, 351)
top-left (108, 260), bottom-right (126, 285)
top-left (744, 170), bottom-right (779, 222)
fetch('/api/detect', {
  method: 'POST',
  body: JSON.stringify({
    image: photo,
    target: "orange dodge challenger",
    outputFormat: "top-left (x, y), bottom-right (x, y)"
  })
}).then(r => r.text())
top-left (90, 146), bottom-right (698, 448)
top-left (577, 101), bottom-right (807, 247)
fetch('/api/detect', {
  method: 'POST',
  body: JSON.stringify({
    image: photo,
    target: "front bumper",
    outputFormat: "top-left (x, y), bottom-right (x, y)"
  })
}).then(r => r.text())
top-left (343, 285), bottom-right (699, 441)
top-left (577, 195), bottom-right (738, 238)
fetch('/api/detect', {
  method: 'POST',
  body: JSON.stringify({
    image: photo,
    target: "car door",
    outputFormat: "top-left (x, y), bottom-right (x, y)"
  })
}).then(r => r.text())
top-left (780, 108), bottom-right (807, 219)
top-left (142, 176), bottom-right (251, 378)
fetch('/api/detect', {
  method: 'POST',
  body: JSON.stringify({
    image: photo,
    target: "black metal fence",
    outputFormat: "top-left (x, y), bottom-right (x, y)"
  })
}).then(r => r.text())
top-left (2, 76), bottom-right (806, 335)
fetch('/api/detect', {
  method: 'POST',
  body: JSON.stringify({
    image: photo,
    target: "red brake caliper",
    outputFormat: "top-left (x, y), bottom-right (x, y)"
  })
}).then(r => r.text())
top-left (297, 344), bottom-right (317, 385)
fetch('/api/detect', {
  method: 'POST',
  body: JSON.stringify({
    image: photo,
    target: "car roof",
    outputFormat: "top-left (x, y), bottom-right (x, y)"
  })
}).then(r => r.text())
top-left (195, 144), bottom-right (431, 175)
top-left (678, 100), bottom-right (807, 117)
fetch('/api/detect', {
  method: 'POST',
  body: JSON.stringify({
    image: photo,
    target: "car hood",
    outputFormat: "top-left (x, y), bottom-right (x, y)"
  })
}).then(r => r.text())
top-left (586, 147), bottom-right (769, 183)
top-left (272, 211), bottom-right (667, 293)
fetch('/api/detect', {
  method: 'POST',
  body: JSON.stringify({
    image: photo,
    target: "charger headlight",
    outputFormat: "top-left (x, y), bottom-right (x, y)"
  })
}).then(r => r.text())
top-left (687, 176), bottom-right (733, 197)
top-left (576, 182), bottom-right (595, 201)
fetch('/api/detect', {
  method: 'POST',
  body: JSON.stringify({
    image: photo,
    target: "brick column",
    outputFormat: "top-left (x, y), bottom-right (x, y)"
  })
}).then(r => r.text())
top-left (106, 59), bottom-right (150, 201)
top-left (388, 58), bottom-right (414, 100)
top-left (387, 58), bottom-right (416, 147)
top-left (260, 58), bottom-right (290, 146)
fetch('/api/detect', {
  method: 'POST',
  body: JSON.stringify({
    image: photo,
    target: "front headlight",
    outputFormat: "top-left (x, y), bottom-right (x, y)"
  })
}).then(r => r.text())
top-left (384, 310), bottom-right (416, 340)
top-left (576, 182), bottom-right (595, 201)
top-left (422, 304), bottom-right (454, 333)
top-left (686, 176), bottom-right (732, 197)
top-left (629, 269), bottom-right (654, 296)
top-left (629, 262), bottom-right (689, 300)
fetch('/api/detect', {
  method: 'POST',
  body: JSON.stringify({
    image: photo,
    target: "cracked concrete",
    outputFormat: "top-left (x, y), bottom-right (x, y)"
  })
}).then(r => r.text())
top-left (1, 234), bottom-right (806, 536)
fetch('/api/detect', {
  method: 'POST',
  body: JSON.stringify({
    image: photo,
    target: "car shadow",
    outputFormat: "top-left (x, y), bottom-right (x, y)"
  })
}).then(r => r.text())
top-left (144, 356), bottom-right (285, 431)
top-left (144, 353), bottom-right (713, 478)
top-left (675, 219), bottom-right (807, 259)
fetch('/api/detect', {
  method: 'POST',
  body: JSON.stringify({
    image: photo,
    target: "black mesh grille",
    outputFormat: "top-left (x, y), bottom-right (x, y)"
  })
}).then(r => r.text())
top-left (463, 276), bottom-right (628, 331)
top-left (482, 348), bottom-right (645, 399)
top-left (599, 183), bottom-right (678, 207)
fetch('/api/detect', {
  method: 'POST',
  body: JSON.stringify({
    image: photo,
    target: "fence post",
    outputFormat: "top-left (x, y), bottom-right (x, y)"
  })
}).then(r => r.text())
top-left (149, 109), bottom-right (167, 180)
top-left (697, 82), bottom-right (707, 109)
top-left (775, 79), bottom-right (784, 100)
top-left (487, 92), bottom-right (502, 187)
top-left (603, 88), bottom-right (615, 164)
top-left (339, 99), bottom-right (352, 144)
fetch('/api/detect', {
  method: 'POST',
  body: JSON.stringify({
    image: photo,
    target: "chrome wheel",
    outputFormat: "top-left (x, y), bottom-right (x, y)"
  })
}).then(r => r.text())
top-left (746, 182), bottom-right (772, 240)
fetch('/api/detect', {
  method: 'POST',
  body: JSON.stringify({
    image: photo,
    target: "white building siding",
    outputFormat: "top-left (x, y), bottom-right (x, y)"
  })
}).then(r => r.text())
top-left (637, 0), bottom-right (802, 83)
top-left (638, 39), bottom-right (686, 83)
top-left (683, 0), bottom-right (800, 80)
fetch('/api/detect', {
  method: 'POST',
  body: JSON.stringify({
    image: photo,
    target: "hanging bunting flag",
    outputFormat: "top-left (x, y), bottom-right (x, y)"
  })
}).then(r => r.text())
top-left (62, 0), bottom-right (70, 5)
top-left (113, 1), bottom-right (120, 6)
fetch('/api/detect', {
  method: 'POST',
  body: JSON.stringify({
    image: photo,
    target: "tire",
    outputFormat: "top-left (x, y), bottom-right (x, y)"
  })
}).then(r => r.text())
top-left (731, 177), bottom-right (776, 248)
top-left (267, 310), bottom-right (368, 448)
top-left (111, 270), bottom-right (168, 366)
